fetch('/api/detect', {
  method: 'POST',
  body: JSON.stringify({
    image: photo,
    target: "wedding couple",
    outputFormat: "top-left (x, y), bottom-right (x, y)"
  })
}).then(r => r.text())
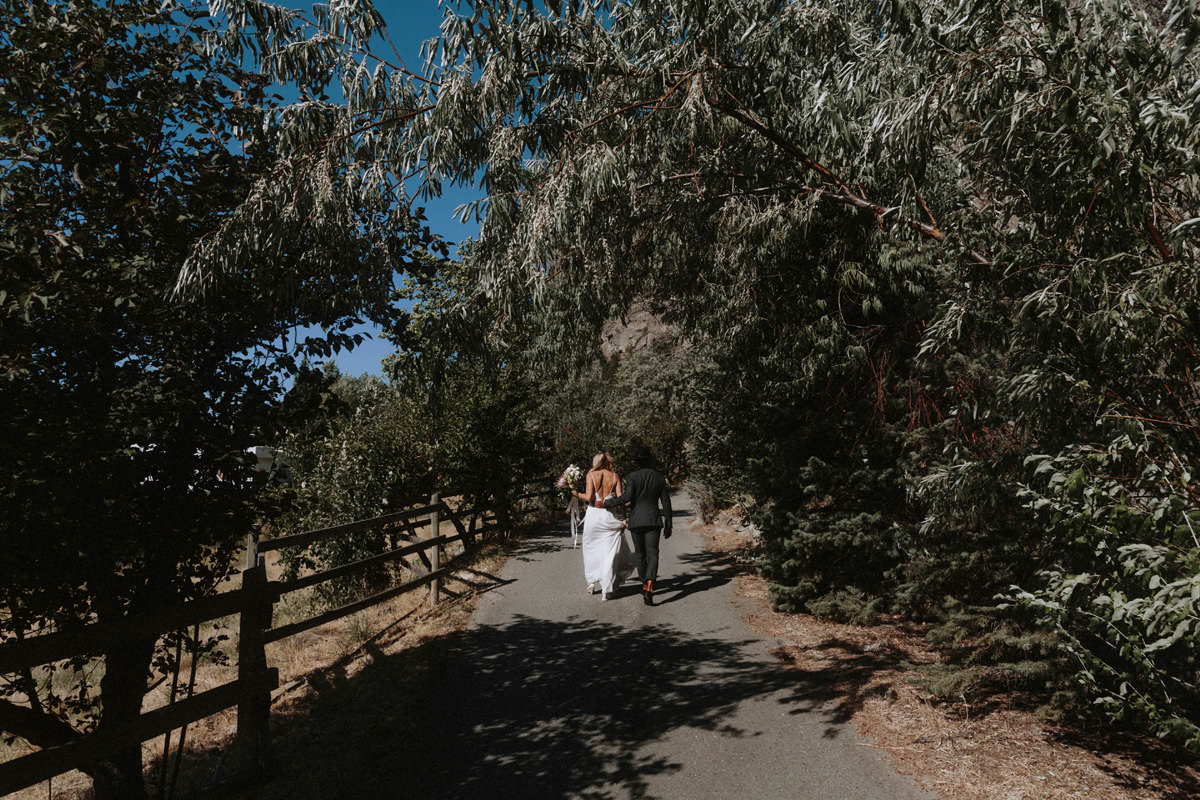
top-left (572, 447), bottom-right (672, 605)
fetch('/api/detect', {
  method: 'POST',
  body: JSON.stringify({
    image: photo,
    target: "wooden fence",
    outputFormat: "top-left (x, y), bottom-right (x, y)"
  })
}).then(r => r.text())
top-left (0, 486), bottom-right (552, 796)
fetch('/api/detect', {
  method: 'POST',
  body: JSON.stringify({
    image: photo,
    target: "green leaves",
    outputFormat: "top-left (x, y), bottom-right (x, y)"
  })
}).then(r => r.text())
top-left (0, 2), bottom-right (430, 786)
top-left (121, 0), bottom-right (1200, 750)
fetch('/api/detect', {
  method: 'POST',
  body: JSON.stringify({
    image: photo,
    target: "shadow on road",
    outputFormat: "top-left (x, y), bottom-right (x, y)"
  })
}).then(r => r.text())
top-left (771, 636), bottom-right (920, 738)
top-left (654, 550), bottom-right (741, 606)
top-left (506, 516), bottom-right (578, 560)
top-left (230, 614), bottom-right (843, 799)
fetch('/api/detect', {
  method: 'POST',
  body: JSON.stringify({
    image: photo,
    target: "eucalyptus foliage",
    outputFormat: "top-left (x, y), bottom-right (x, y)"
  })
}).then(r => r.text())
top-left (200, 0), bottom-right (1200, 747)
top-left (177, 0), bottom-right (447, 305)
top-left (906, 1), bottom-right (1200, 747)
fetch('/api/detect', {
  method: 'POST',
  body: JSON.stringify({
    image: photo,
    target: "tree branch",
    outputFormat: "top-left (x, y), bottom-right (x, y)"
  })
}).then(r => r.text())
top-left (1144, 217), bottom-right (1173, 262)
top-left (707, 93), bottom-right (992, 265)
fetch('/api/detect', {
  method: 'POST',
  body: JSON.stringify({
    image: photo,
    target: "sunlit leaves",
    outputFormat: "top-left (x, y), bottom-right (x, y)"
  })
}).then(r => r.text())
top-left (164, 0), bottom-right (1200, 748)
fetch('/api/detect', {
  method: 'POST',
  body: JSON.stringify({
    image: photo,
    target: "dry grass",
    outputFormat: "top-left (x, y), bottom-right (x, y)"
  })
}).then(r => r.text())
top-left (5, 519), bottom-right (516, 800)
top-left (697, 511), bottom-right (1200, 800)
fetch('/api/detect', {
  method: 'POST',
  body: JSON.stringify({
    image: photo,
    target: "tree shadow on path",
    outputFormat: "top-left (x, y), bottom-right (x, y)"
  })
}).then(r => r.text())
top-left (506, 517), bottom-right (581, 560)
top-left (233, 615), bottom-right (843, 800)
top-left (653, 550), bottom-right (741, 606)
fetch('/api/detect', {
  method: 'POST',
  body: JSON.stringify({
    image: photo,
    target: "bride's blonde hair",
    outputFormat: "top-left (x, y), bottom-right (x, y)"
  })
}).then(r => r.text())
top-left (592, 452), bottom-right (613, 471)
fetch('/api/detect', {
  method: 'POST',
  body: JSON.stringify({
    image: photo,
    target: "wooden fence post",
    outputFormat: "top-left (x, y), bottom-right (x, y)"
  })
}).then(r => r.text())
top-left (235, 562), bottom-right (272, 777)
top-left (429, 492), bottom-right (440, 609)
top-left (245, 532), bottom-right (258, 571)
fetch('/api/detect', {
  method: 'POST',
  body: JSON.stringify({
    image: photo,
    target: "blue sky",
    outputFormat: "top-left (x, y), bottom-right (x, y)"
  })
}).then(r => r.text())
top-left (286, 0), bottom-right (483, 378)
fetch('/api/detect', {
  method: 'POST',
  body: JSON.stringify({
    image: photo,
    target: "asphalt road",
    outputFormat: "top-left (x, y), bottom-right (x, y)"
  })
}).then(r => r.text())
top-left (245, 489), bottom-right (936, 799)
top-left (399, 489), bottom-right (936, 799)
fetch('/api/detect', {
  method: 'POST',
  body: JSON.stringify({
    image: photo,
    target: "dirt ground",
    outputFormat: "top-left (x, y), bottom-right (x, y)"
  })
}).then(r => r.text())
top-left (694, 510), bottom-right (1200, 800)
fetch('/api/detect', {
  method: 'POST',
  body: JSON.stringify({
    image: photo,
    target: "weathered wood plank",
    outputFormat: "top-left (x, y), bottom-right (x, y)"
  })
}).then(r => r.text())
top-left (429, 494), bottom-right (441, 608)
top-left (446, 507), bottom-right (470, 547)
top-left (400, 512), bottom-right (435, 571)
top-left (472, 523), bottom-right (502, 537)
top-left (263, 568), bottom-right (452, 645)
top-left (257, 503), bottom-right (441, 554)
top-left (0, 591), bottom-right (246, 674)
top-left (0, 670), bottom-right (278, 797)
top-left (271, 534), bottom-right (461, 597)
top-left (236, 565), bottom-right (272, 773)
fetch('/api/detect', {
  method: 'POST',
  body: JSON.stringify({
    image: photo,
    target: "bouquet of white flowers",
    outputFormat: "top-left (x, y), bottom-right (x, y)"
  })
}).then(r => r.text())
top-left (555, 463), bottom-right (583, 491)
top-left (556, 463), bottom-right (585, 520)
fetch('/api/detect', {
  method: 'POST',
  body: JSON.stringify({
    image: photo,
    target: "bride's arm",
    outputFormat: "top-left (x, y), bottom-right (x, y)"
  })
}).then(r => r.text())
top-left (574, 471), bottom-right (595, 503)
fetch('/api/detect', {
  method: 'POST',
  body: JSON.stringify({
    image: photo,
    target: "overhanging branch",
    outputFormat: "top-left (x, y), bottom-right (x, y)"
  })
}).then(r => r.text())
top-left (708, 93), bottom-right (992, 265)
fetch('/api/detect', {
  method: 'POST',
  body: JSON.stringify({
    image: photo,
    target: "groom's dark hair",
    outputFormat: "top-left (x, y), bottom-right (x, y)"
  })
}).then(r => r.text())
top-left (633, 445), bottom-right (653, 466)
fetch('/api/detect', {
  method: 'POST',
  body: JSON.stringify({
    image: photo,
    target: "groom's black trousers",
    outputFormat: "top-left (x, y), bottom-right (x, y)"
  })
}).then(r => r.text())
top-left (629, 526), bottom-right (662, 584)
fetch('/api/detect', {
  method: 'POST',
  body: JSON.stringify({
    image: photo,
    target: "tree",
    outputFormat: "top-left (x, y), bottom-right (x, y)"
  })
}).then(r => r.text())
top-left (267, 251), bottom-right (554, 602)
top-left (190, 0), bottom-right (1200, 746)
top-left (414, 0), bottom-right (1200, 744)
top-left (0, 0), bottom-right (435, 795)
top-left (269, 367), bottom-right (439, 602)
top-left (385, 250), bottom-right (549, 506)
top-left (409, 0), bottom-right (965, 630)
top-left (895, 1), bottom-right (1200, 746)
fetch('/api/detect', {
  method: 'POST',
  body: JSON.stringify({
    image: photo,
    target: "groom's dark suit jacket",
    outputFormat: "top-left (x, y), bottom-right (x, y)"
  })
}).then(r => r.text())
top-left (603, 466), bottom-right (672, 535)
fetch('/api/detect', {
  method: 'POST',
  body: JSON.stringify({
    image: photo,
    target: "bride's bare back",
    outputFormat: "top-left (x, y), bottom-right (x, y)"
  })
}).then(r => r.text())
top-left (584, 468), bottom-right (622, 504)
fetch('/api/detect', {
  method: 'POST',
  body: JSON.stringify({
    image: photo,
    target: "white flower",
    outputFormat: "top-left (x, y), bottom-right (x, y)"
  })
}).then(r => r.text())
top-left (556, 463), bottom-right (583, 487)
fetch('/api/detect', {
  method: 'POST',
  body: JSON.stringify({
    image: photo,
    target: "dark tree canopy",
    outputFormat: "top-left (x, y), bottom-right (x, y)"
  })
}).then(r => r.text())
top-left (0, 0), bottom-right (438, 795)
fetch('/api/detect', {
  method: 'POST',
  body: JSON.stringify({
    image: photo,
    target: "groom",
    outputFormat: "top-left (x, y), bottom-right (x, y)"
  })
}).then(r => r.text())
top-left (601, 446), bottom-right (672, 605)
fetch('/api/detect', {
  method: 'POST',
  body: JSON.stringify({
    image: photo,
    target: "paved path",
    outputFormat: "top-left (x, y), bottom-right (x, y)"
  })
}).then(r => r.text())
top-left (403, 490), bottom-right (934, 799)
top-left (249, 490), bottom-right (935, 799)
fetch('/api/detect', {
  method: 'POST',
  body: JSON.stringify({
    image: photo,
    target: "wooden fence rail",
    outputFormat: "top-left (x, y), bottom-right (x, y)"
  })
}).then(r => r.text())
top-left (0, 485), bottom-right (553, 796)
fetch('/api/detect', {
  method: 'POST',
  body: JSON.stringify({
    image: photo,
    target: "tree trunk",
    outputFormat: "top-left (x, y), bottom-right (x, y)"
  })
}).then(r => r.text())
top-left (89, 635), bottom-right (155, 800)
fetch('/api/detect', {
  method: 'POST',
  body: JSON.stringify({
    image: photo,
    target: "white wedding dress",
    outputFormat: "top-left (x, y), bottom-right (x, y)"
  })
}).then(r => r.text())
top-left (581, 496), bottom-right (633, 598)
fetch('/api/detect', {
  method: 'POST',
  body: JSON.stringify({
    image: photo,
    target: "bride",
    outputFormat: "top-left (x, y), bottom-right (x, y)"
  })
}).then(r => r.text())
top-left (572, 452), bottom-right (633, 600)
